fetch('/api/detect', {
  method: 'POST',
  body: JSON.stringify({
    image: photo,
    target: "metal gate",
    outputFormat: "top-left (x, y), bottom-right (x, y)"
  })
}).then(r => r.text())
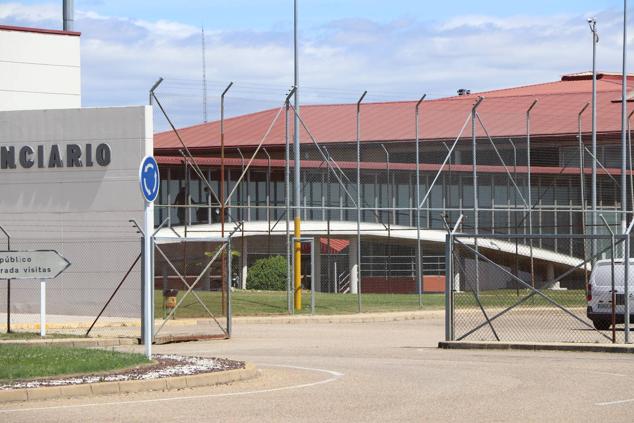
top-left (445, 231), bottom-right (633, 344)
top-left (151, 235), bottom-right (232, 343)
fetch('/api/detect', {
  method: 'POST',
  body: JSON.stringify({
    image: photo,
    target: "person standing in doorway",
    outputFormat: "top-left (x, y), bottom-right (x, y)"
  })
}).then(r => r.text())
top-left (174, 187), bottom-right (189, 225)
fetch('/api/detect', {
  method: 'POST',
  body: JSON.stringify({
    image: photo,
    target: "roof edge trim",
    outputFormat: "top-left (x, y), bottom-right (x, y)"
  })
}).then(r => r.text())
top-left (0, 24), bottom-right (80, 37)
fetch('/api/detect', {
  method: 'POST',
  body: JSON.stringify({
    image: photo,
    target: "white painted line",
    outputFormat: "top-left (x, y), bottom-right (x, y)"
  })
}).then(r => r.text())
top-left (596, 398), bottom-right (634, 406)
top-left (0, 364), bottom-right (343, 414)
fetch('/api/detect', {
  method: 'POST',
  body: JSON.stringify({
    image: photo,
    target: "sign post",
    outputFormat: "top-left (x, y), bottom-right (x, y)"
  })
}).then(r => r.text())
top-left (40, 281), bottom-right (46, 337)
top-left (139, 155), bottom-right (159, 359)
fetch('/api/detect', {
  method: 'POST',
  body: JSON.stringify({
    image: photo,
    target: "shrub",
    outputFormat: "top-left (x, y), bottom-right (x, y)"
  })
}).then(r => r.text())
top-left (246, 256), bottom-right (287, 291)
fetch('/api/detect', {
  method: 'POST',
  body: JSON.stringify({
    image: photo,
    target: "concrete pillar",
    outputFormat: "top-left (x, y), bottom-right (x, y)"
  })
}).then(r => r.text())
top-left (546, 262), bottom-right (560, 290)
top-left (313, 237), bottom-right (322, 292)
top-left (241, 237), bottom-right (248, 289)
top-left (349, 238), bottom-right (358, 294)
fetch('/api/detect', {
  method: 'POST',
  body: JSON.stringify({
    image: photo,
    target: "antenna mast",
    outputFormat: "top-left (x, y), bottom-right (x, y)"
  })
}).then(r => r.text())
top-left (202, 26), bottom-right (208, 123)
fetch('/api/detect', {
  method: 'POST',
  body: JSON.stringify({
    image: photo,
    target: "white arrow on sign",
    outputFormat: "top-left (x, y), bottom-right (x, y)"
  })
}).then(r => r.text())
top-left (0, 250), bottom-right (71, 280)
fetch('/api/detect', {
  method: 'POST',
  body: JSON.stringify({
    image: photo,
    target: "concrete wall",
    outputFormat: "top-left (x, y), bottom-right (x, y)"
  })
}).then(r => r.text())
top-left (0, 27), bottom-right (81, 111)
top-left (0, 106), bottom-right (151, 317)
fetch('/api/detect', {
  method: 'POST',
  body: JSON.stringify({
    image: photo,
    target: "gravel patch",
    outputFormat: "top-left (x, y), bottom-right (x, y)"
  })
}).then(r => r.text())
top-left (0, 355), bottom-right (245, 390)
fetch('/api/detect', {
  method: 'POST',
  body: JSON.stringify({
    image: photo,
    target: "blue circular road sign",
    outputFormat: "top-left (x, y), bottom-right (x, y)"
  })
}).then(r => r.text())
top-left (139, 155), bottom-right (160, 203)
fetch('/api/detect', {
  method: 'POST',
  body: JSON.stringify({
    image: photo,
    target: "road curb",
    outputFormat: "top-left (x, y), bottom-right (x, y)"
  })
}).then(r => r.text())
top-left (225, 310), bottom-right (444, 325)
top-left (0, 318), bottom-right (196, 331)
top-left (438, 341), bottom-right (634, 354)
top-left (0, 362), bottom-right (257, 403)
top-left (0, 338), bottom-right (138, 348)
top-left (0, 310), bottom-right (445, 331)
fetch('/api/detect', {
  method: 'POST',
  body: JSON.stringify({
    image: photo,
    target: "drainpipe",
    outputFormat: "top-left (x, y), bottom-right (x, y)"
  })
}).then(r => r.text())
top-left (63, 0), bottom-right (74, 31)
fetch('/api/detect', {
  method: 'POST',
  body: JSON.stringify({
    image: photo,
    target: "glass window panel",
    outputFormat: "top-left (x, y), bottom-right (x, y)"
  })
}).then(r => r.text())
top-left (494, 211), bottom-right (508, 234)
top-left (479, 175), bottom-right (492, 207)
top-left (538, 177), bottom-right (555, 206)
top-left (494, 175), bottom-right (508, 206)
top-left (462, 177), bottom-right (474, 208)
top-left (396, 175), bottom-right (410, 226)
top-left (447, 175), bottom-right (460, 209)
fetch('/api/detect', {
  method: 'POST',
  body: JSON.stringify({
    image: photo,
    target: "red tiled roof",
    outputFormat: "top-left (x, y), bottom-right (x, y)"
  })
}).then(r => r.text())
top-left (320, 238), bottom-right (349, 254)
top-left (155, 155), bottom-right (632, 176)
top-left (154, 73), bottom-right (632, 151)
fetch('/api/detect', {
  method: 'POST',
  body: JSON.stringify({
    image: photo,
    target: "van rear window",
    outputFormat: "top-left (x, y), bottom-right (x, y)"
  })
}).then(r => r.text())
top-left (591, 263), bottom-right (634, 287)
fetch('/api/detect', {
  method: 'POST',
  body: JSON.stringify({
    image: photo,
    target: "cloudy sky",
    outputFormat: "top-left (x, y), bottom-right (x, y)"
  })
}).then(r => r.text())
top-left (1, 1), bottom-right (631, 129)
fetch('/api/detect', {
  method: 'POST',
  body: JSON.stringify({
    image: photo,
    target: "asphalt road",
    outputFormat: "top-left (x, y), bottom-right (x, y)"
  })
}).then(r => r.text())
top-left (1, 316), bottom-right (634, 422)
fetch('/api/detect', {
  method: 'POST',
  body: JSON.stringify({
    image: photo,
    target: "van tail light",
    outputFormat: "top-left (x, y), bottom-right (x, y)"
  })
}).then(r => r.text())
top-left (587, 284), bottom-right (592, 301)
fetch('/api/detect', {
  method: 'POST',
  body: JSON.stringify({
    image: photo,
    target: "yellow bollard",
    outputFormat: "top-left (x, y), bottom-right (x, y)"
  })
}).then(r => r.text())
top-left (294, 216), bottom-right (302, 310)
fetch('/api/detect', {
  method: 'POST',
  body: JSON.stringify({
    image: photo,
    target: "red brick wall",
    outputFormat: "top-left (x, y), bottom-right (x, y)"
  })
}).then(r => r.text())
top-left (361, 276), bottom-right (445, 294)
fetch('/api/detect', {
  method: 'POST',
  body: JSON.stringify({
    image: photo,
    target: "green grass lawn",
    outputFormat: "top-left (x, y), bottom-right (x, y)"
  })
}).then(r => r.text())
top-left (0, 345), bottom-right (150, 382)
top-left (454, 289), bottom-right (586, 309)
top-left (155, 289), bottom-right (443, 318)
top-left (154, 288), bottom-right (586, 318)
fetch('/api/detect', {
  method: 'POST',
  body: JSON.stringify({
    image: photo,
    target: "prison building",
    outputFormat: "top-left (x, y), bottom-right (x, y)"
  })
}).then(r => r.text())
top-left (0, 22), bottom-right (150, 319)
top-left (154, 72), bottom-right (633, 294)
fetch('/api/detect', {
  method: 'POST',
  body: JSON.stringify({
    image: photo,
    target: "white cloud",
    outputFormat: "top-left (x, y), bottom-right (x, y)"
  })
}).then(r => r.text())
top-left (133, 19), bottom-right (200, 40)
top-left (438, 14), bottom-right (572, 31)
top-left (0, 2), bottom-right (58, 22)
top-left (2, 3), bottom-right (632, 129)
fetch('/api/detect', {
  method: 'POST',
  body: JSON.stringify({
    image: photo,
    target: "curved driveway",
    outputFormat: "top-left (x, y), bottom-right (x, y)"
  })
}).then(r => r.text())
top-left (1, 317), bottom-right (634, 422)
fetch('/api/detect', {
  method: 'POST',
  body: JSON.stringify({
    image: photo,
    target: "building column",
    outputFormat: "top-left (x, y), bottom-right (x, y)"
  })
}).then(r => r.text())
top-left (241, 237), bottom-right (248, 289)
top-left (349, 238), bottom-right (358, 294)
top-left (313, 237), bottom-right (321, 292)
top-left (546, 262), bottom-right (560, 289)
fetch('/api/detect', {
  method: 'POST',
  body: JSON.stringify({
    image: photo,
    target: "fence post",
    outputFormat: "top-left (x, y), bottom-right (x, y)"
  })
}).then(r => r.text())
top-left (600, 214), bottom-right (617, 343)
top-left (226, 238), bottom-right (232, 338)
top-left (626, 231), bottom-right (631, 343)
top-left (445, 232), bottom-right (454, 341)
top-left (311, 238), bottom-right (315, 315)
top-left (334, 261), bottom-right (338, 293)
top-left (356, 91), bottom-right (367, 313)
top-left (150, 234), bottom-right (155, 344)
top-left (415, 95), bottom-right (426, 308)
top-left (471, 97), bottom-right (484, 297)
top-left (610, 233), bottom-right (616, 343)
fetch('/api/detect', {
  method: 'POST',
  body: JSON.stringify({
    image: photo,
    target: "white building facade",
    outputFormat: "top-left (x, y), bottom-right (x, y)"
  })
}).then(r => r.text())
top-left (0, 25), bottom-right (81, 111)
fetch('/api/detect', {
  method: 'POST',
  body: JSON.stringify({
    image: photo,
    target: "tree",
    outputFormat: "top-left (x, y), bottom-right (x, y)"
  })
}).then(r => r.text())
top-left (246, 256), bottom-right (287, 291)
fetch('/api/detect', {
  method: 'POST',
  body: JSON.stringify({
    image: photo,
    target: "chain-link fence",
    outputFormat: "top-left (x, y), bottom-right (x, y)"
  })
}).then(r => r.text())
top-left (0, 237), bottom-right (142, 338)
top-left (0, 235), bottom-right (233, 341)
top-left (152, 237), bottom-right (232, 342)
top-left (447, 233), bottom-right (632, 344)
top-left (150, 82), bottom-right (634, 318)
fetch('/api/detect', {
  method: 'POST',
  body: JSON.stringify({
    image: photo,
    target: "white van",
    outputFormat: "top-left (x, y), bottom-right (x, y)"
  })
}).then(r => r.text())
top-left (587, 259), bottom-right (634, 330)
